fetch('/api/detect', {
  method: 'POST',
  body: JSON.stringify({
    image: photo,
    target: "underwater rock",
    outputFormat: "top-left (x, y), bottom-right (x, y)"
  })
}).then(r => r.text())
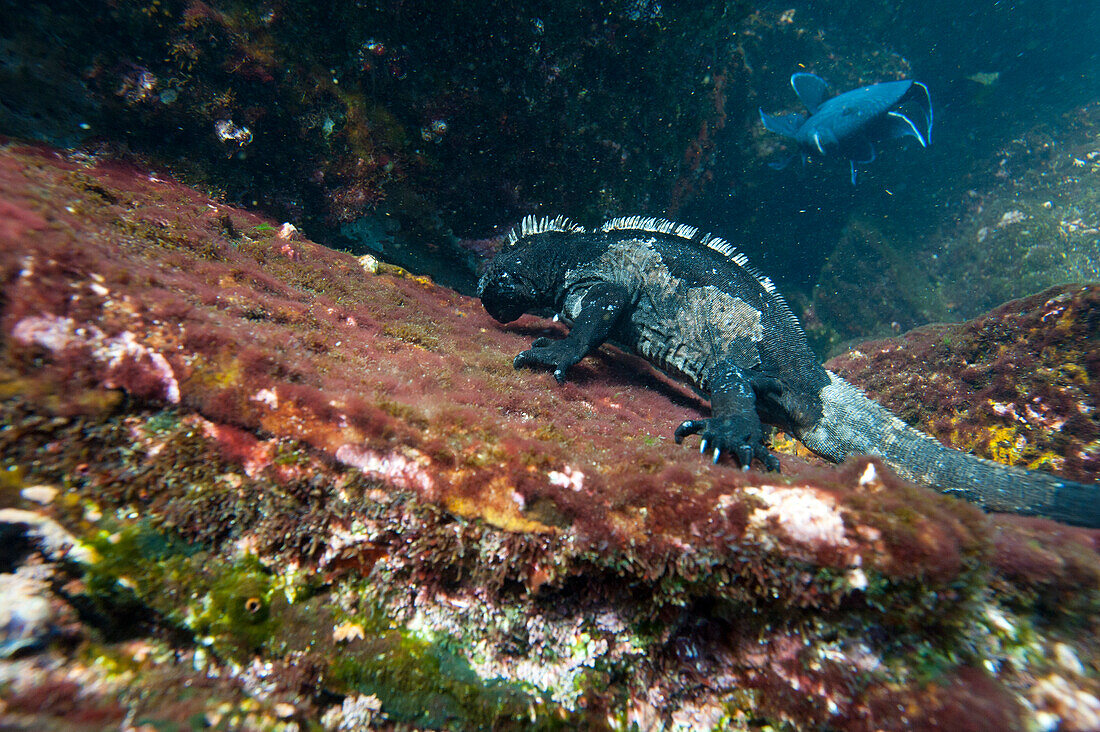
top-left (0, 508), bottom-right (84, 660)
top-left (927, 101), bottom-right (1100, 319)
top-left (0, 1), bottom-right (747, 269)
top-left (827, 284), bottom-right (1098, 484)
top-left (1, 143), bottom-right (1098, 730)
top-left (0, 571), bottom-right (56, 659)
top-left (805, 216), bottom-right (943, 353)
top-left (809, 100), bottom-right (1100, 345)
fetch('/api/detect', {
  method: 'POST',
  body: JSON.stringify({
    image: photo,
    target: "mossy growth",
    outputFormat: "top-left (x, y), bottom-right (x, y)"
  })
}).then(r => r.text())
top-left (329, 604), bottom-right (571, 730)
top-left (82, 520), bottom-right (576, 727)
top-left (880, 601), bottom-right (1043, 687)
top-left (144, 409), bottom-right (181, 435)
top-left (83, 521), bottom-right (284, 657)
top-left (191, 556), bottom-right (279, 653)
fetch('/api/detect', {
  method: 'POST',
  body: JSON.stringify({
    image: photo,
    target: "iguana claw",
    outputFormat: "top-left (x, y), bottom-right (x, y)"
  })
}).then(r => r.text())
top-left (674, 416), bottom-right (780, 472)
top-left (513, 338), bottom-right (584, 384)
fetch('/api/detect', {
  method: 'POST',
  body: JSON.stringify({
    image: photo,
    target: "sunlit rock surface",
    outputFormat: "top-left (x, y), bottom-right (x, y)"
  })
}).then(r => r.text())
top-left (1, 142), bottom-right (1098, 730)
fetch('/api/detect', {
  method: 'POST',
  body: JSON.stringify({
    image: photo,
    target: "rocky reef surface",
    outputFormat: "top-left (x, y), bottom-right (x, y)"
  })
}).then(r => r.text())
top-left (807, 100), bottom-right (1100, 350)
top-left (1, 141), bottom-right (1099, 730)
top-left (828, 287), bottom-right (1099, 485)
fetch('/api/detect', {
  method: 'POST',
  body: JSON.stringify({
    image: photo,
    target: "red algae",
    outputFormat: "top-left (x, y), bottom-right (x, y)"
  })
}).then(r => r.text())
top-left (0, 141), bottom-right (1074, 581)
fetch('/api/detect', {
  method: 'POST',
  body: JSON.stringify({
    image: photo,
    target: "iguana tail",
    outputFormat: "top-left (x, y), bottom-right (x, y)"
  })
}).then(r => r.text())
top-left (796, 370), bottom-right (1100, 527)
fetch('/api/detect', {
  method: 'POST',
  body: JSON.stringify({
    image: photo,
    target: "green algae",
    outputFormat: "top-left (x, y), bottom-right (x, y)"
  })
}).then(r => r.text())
top-left (83, 521), bottom-right (283, 656)
top-left (78, 507), bottom-right (573, 727)
top-left (329, 638), bottom-right (558, 730)
top-left (322, 597), bottom-right (573, 729)
top-left (195, 557), bottom-right (280, 652)
top-left (144, 409), bottom-right (181, 435)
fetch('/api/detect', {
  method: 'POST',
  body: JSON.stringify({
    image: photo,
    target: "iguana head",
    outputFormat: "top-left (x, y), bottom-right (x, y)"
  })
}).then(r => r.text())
top-left (477, 251), bottom-right (548, 323)
top-left (477, 215), bottom-right (587, 323)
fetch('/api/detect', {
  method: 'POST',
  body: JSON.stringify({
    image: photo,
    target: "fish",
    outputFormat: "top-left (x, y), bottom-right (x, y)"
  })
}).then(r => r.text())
top-left (760, 72), bottom-right (933, 184)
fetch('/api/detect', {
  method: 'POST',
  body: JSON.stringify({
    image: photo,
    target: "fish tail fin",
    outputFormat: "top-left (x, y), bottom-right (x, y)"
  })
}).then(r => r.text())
top-left (899, 81), bottom-right (933, 145)
top-left (759, 108), bottom-right (805, 139)
top-left (911, 81), bottom-right (933, 144)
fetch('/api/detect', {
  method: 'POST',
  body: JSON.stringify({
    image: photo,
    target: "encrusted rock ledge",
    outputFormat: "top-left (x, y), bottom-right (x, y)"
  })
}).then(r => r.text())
top-left (1, 142), bottom-right (1098, 730)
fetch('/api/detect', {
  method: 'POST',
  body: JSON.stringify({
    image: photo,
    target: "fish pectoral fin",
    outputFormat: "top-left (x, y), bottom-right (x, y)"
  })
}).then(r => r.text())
top-left (907, 81), bottom-right (933, 143)
top-left (759, 108), bottom-right (805, 138)
top-left (791, 72), bottom-right (830, 114)
top-left (848, 140), bottom-right (875, 185)
top-left (849, 138), bottom-right (876, 164)
top-left (884, 110), bottom-right (927, 147)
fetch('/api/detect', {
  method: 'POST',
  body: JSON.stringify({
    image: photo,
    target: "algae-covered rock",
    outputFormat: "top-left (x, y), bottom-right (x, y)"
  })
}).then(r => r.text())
top-left (1, 142), bottom-right (1098, 730)
top-left (926, 103), bottom-right (1100, 320)
top-left (827, 285), bottom-right (1099, 484)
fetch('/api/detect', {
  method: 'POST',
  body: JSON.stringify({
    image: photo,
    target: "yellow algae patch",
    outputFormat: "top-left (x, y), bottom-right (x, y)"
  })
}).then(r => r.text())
top-left (984, 425), bottom-right (1027, 465)
top-left (358, 254), bottom-right (434, 287)
top-left (951, 423), bottom-right (1065, 472)
top-left (186, 354), bottom-right (244, 390)
top-left (1026, 453), bottom-right (1063, 472)
top-left (771, 430), bottom-right (818, 460)
top-left (445, 475), bottom-right (556, 534)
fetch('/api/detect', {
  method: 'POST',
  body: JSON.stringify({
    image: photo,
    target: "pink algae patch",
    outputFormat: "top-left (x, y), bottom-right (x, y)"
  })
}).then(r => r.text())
top-left (11, 314), bottom-right (75, 352)
top-left (12, 313), bottom-right (180, 404)
top-left (198, 418), bottom-right (276, 479)
top-left (744, 484), bottom-right (852, 555)
top-left (0, 198), bottom-right (47, 239)
top-left (335, 444), bottom-right (435, 495)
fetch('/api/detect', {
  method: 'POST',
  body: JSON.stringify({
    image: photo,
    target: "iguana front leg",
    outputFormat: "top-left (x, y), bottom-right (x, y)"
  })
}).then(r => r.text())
top-left (513, 282), bottom-right (629, 384)
top-left (674, 360), bottom-right (782, 471)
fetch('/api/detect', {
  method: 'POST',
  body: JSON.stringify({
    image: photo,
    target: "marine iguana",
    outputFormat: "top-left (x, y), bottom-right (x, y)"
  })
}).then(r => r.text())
top-left (477, 215), bottom-right (1100, 527)
top-left (760, 72), bottom-right (932, 184)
